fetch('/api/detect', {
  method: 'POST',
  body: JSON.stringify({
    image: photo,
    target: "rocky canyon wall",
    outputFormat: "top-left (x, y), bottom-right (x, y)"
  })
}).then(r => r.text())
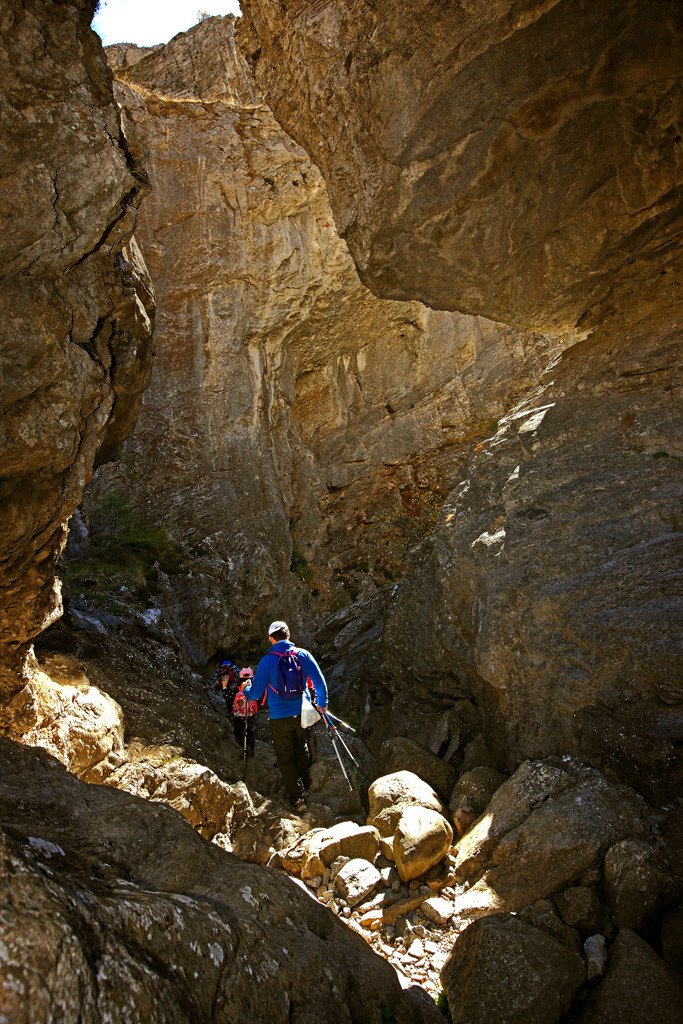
top-left (1, 5), bottom-right (681, 1020)
top-left (0, 0), bottom-right (154, 707)
top-left (84, 16), bottom-right (566, 666)
top-left (238, 0), bottom-right (683, 801)
top-left (238, 0), bottom-right (683, 335)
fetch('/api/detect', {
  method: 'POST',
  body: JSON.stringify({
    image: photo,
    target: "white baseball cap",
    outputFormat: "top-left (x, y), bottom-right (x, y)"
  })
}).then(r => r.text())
top-left (268, 620), bottom-right (288, 635)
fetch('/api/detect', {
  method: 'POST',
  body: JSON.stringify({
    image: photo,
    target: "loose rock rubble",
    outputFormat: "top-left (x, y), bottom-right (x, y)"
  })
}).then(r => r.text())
top-left (269, 759), bottom-right (683, 1015)
top-left (12, 646), bottom-right (683, 1018)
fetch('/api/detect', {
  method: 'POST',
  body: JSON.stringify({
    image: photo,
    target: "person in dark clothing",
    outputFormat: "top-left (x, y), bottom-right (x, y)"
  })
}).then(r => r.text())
top-left (241, 620), bottom-right (327, 810)
top-left (208, 657), bottom-right (239, 696)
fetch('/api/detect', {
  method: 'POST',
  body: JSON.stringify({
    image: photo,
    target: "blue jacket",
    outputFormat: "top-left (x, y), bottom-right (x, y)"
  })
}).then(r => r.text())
top-left (242, 640), bottom-right (328, 720)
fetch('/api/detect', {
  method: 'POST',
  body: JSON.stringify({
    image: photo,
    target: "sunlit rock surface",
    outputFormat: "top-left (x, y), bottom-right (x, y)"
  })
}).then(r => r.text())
top-left (238, 0), bottom-right (683, 335)
top-left (87, 16), bottom-right (565, 663)
top-left (235, 2), bottom-right (682, 801)
top-left (0, 0), bottom-right (154, 702)
top-left (380, 304), bottom-right (682, 802)
top-left (0, 738), bottom-right (436, 1024)
top-left (451, 758), bottom-right (649, 916)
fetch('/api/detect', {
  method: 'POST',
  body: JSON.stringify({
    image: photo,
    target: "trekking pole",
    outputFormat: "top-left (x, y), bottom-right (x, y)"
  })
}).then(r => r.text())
top-left (329, 720), bottom-right (361, 771)
top-left (319, 708), bottom-right (359, 790)
top-left (242, 715), bottom-right (248, 780)
top-left (327, 720), bottom-right (354, 790)
top-left (324, 710), bottom-right (357, 733)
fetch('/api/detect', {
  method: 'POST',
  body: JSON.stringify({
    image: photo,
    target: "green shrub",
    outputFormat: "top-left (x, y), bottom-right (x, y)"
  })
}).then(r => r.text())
top-left (289, 518), bottom-right (314, 584)
top-left (64, 493), bottom-right (185, 606)
top-left (435, 991), bottom-right (452, 1020)
top-left (375, 489), bottom-right (444, 562)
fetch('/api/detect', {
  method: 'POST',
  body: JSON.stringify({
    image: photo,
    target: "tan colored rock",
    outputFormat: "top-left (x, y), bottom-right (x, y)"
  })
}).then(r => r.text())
top-left (377, 737), bottom-right (458, 801)
top-left (0, 0), bottom-right (153, 700)
top-left (368, 771), bottom-right (447, 839)
top-left (577, 929), bottom-right (683, 1024)
top-left (378, 313), bottom-right (683, 805)
top-left (393, 806), bottom-right (453, 883)
top-left (0, 737), bottom-right (436, 1024)
top-left (84, 16), bottom-right (566, 665)
top-left (333, 858), bottom-right (381, 907)
top-left (239, 1), bottom-right (682, 336)
top-left (105, 42), bottom-right (163, 71)
top-left (452, 800), bottom-right (478, 839)
top-left (553, 887), bottom-right (602, 936)
top-left (379, 836), bottom-right (396, 861)
top-left (422, 896), bottom-right (453, 926)
top-left (441, 913), bottom-right (586, 1024)
top-left (269, 816), bottom-right (311, 853)
top-left (603, 839), bottom-right (678, 932)
top-left (106, 758), bottom-right (239, 839)
top-left (282, 821), bottom-right (380, 879)
top-left (4, 653), bottom-right (124, 781)
top-left (451, 758), bottom-right (648, 919)
top-left (359, 891), bottom-right (431, 930)
top-left (454, 759), bottom-right (574, 881)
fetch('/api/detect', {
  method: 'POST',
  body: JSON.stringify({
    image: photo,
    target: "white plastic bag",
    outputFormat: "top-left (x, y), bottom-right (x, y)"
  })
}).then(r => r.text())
top-left (301, 691), bottom-right (321, 728)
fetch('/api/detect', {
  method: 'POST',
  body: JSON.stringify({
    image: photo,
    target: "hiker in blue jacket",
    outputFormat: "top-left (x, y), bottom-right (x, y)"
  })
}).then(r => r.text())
top-left (241, 620), bottom-right (327, 810)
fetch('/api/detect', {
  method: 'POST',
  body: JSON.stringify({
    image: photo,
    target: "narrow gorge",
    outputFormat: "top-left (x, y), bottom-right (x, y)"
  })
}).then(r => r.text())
top-left (1, 3), bottom-right (681, 1022)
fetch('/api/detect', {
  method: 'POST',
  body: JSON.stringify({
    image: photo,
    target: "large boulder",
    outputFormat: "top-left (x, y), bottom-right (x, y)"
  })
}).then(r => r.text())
top-left (376, 737), bottom-right (458, 801)
top-left (577, 929), bottom-right (683, 1024)
top-left (333, 858), bottom-right (382, 907)
top-left (0, 738), bottom-right (435, 1024)
top-left (454, 759), bottom-right (577, 880)
top-left (451, 758), bottom-right (648, 918)
top-left (281, 821), bottom-right (380, 879)
top-left (393, 806), bottom-right (453, 883)
top-left (441, 913), bottom-right (586, 1024)
top-left (603, 839), bottom-right (680, 932)
top-left (367, 770), bottom-right (447, 839)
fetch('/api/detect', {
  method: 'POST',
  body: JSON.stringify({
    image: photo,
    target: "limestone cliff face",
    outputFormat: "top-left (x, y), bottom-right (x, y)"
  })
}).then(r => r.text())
top-left (379, 308), bottom-right (682, 804)
top-left (237, 1), bottom-right (683, 801)
top-left (88, 16), bottom-right (563, 664)
top-left (238, 0), bottom-right (683, 335)
top-left (0, 0), bottom-right (154, 704)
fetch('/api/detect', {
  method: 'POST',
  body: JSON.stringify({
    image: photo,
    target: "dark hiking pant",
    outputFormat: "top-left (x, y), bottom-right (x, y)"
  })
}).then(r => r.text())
top-left (233, 716), bottom-right (255, 752)
top-left (269, 715), bottom-right (311, 801)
